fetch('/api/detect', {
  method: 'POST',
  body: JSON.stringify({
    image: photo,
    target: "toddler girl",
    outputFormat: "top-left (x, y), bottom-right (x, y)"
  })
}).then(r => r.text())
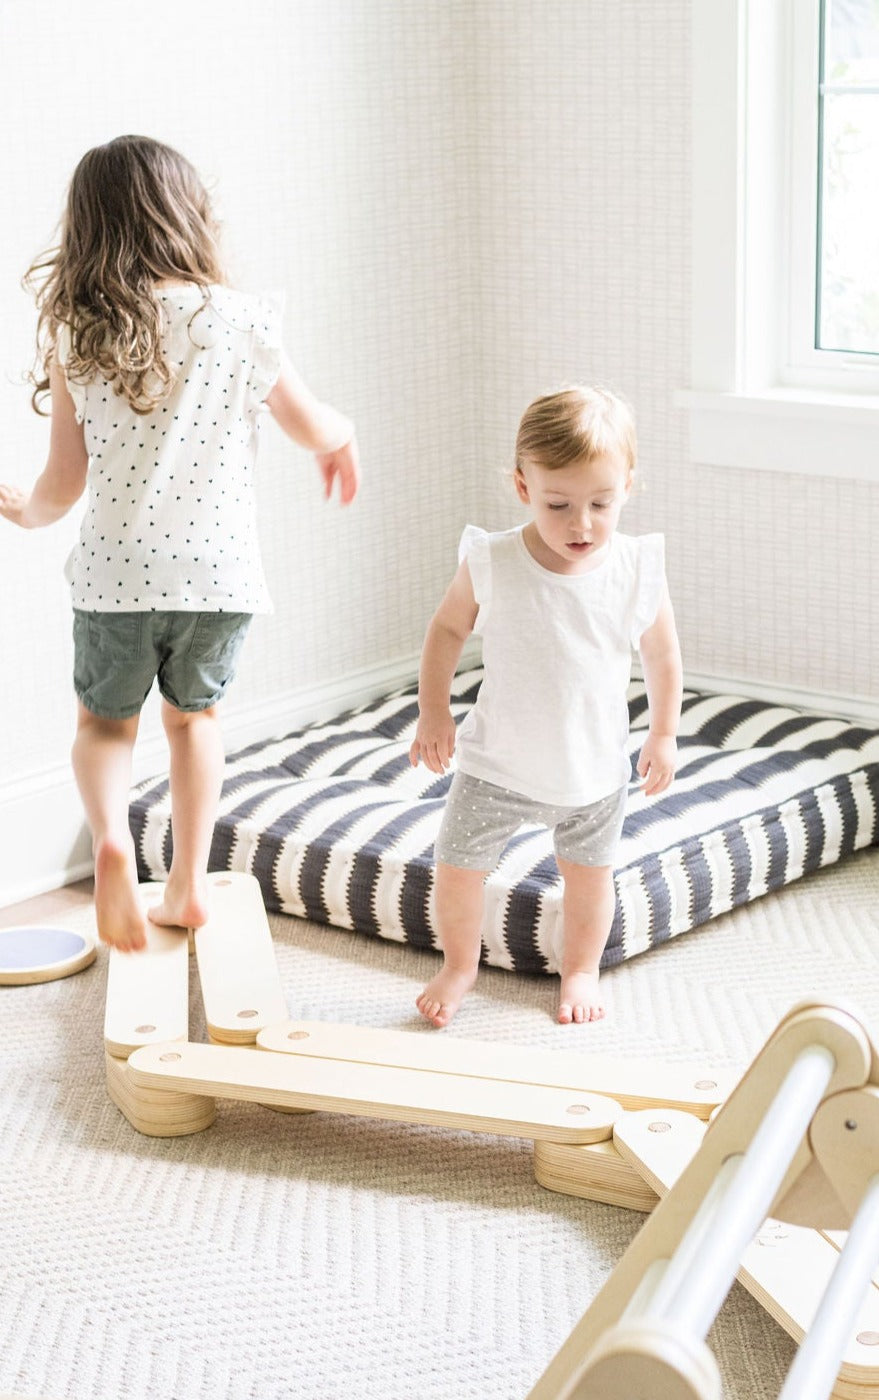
top-left (0, 135), bottom-right (360, 952)
top-left (409, 386), bottom-right (681, 1027)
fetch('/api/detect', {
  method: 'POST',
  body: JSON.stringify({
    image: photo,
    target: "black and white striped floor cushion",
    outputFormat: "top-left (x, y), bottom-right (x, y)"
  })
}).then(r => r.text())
top-left (131, 669), bottom-right (879, 976)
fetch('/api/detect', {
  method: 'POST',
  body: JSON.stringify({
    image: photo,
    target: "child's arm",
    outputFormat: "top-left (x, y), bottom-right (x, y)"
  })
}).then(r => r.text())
top-left (409, 561), bottom-right (479, 774)
top-left (636, 589), bottom-right (683, 796)
top-left (0, 361), bottom-right (88, 528)
top-left (265, 355), bottom-right (360, 504)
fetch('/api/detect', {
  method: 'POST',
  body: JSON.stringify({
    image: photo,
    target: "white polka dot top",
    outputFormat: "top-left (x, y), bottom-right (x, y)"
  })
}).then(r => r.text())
top-left (58, 284), bottom-right (282, 613)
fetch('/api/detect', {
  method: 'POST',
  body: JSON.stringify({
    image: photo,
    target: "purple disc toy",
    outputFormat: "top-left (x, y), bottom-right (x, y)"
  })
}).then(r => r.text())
top-left (0, 924), bottom-right (97, 985)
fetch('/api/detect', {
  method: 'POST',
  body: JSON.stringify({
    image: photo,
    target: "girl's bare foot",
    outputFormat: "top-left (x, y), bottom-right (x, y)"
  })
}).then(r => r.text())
top-left (147, 880), bottom-right (210, 931)
top-left (558, 969), bottom-right (605, 1025)
top-left (94, 839), bottom-right (147, 952)
top-left (416, 963), bottom-right (479, 1028)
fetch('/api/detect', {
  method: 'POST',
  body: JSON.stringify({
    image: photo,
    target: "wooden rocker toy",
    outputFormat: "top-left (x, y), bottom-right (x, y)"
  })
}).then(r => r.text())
top-left (103, 873), bottom-right (879, 1400)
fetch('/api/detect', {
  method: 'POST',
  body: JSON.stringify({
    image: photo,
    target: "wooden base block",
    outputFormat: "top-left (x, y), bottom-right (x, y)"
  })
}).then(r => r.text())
top-left (534, 1138), bottom-right (660, 1212)
top-left (105, 1051), bottom-right (215, 1137)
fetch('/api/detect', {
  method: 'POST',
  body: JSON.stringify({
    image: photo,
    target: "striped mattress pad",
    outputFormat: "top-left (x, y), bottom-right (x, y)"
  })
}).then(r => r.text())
top-left (131, 668), bottom-right (879, 975)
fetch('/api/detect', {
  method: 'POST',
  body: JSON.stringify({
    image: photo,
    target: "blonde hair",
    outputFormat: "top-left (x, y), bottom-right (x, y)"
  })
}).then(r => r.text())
top-left (25, 135), bottom-right (225, 416)
top-left (515, 385), bottom-right (637, 478)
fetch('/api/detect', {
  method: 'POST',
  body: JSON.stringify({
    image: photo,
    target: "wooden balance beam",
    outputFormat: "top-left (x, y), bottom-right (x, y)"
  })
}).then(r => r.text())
top-left (103, 874), bottom-right (731, 1176)
top-left (102, 874), bottom-right (879, 1398)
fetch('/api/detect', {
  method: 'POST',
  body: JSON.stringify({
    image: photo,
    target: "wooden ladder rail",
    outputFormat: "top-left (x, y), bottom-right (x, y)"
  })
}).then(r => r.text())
top-left (526, 1002), bottom-right (879, 1400)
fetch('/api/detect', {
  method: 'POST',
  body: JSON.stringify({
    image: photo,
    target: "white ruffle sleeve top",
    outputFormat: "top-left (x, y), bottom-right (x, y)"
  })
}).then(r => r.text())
top-left (58, 284), bottom-right (284, 613)
top-left (454, 524), bottom-right (667, 807)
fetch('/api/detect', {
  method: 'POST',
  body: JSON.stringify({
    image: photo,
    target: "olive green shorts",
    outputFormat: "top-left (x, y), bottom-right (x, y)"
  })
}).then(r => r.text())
top-left (73, 609), bottom-right (252, 720)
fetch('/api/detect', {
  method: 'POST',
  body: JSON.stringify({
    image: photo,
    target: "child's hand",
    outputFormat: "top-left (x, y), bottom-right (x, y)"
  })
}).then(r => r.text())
top-left (636, 732), bottom-right (677, 797)
top-left (0, 485), bottom-right (31, 527)
top-left (409, 710), bottom-right (457, 773)
top-left (316, 436), bottom-right (361, 505)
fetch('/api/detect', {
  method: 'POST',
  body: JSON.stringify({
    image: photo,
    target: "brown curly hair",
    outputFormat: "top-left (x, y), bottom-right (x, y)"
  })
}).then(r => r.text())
top-left (25, 135), bottom-right (225, 416)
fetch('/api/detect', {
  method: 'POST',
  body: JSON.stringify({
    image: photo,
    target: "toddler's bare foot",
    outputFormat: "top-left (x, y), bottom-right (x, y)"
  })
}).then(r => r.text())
top-left (558, 969), bottom-right (605, 1025)
top-left (94, 839), bottom-right (147, 952)
top-left (147, 880), bottom-right (210, 931)
top-left (416, 963), bottom-right (479, 1029)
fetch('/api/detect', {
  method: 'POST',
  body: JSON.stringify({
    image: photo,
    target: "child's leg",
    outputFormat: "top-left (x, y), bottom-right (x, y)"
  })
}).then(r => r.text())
top-left (71, 702), bottom-right (145, 952)
top-left (147, 701), bottom-right (225, 929)
top-left (416, 862), bottom-right (487, 1029)
top-left (554, 858), bottom-right (616, 1024)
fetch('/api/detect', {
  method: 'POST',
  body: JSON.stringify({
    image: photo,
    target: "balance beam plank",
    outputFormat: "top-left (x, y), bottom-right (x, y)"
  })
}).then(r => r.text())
top-left (128, 1040), bottom-right (622, 1143)
top-left (103, 884), bottom-right (189, 1057)
top-left (257, 1020), bottom-right (733, 1118)
top-left (194, 872), bottom-right (288, 1043)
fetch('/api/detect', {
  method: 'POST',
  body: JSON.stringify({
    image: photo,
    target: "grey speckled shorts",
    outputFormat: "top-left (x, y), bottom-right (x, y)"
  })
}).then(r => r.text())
top-left (434, 770), bottom-right (628, 871)
top-left (73, 609), bottom-right (252, 719)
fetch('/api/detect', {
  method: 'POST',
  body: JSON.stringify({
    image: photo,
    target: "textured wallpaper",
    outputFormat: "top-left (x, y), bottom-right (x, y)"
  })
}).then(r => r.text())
top-left (467, 0), bottom-right (879, 706)
top-left (1, 0), bottom-right (876, 805)
top-left (0, 0), bottom-right (478, 786)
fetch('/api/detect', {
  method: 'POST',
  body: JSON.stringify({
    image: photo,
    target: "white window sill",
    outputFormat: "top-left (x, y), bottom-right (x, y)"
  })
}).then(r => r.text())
top-left (676, 389), bottom-right (879, 481)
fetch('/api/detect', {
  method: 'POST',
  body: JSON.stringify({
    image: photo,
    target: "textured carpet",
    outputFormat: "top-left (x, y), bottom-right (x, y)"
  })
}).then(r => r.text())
top-left (2, 848), bottom-right (879, 1400)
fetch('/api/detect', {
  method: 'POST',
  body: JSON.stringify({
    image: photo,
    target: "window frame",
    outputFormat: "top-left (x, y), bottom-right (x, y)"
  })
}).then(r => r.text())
top-left (680, 0), bottom-right (879, 481)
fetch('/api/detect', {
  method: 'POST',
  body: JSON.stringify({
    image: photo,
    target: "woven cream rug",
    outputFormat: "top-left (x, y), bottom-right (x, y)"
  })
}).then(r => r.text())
top-left (2, 848), bottom-right (879, 1400)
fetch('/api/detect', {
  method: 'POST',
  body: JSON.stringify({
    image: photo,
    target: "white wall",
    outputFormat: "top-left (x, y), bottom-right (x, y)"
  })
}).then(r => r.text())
top-left (468, 0), bottom-right (879, 711)
top-left (2, 0), bottom-right (876, 903)
top-left (0, 0), bottom-right (479, 900)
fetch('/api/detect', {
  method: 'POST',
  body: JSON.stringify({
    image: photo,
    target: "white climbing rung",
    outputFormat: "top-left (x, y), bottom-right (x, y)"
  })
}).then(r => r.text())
top-left (778, 1173), bottom-right (879, 1400)
top-left (642, 1045), bottom-right (836, 1338)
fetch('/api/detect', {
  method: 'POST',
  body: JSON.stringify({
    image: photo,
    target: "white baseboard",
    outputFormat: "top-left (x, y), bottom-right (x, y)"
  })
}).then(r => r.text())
top-left (631, 660), bottom-right (879, 725)
top-left (2, 646), bottom-right (873, 909)
top-left (0, 777), bottom-right (96, 909)
top-left (678, 667), bottom-right (879, 724)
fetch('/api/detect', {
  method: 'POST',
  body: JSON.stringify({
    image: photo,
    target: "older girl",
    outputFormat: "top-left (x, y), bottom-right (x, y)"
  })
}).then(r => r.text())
top-left (1, 136), bottom-right (360, 951)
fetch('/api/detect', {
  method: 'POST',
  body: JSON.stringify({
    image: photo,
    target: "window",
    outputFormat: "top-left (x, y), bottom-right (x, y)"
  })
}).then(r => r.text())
top-left (680, 0), bottom-right (879, 480)
top-left (815, 0), bottom-right (879, 357)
